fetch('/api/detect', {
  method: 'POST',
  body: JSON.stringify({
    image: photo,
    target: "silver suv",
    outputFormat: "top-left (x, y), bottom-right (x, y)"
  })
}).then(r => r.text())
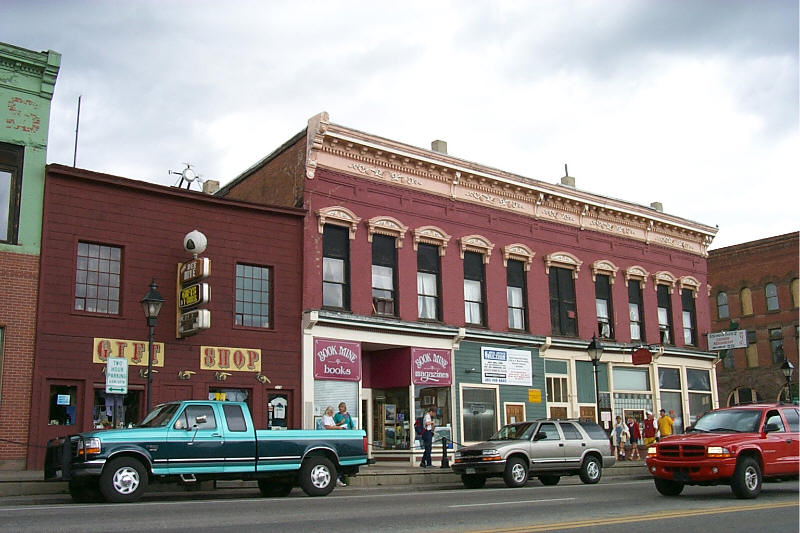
top-left (452, 419), bottom-right (616, 488)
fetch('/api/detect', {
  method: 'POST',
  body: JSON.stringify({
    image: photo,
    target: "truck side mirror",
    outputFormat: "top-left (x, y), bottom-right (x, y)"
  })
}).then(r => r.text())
top-left (533, 432), bottom-right (547, 442)
top-left (763, 422), bottom-right (780, 433)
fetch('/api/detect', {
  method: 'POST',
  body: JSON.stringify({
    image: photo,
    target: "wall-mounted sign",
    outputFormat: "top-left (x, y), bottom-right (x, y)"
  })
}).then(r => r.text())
top-left (201, 346), bottom-right (261, 372)
top-left (708, 330), bottom-right (748, 351)
top-left (632, 348), bottom-right (652, 366)
top-left (180, 257), bottom-right (210, 285)
top-left (528, 389), bottom-right (542, 403)
top-left (313, 338), bottom-right (361, 381)
top-left (93, 338), bottom-right (165, 366)
top-left (105, 357), bottom-right (128, 394)
top-left (481, 347), bottom-right (533, 386)
top-left (179, 309), bottom-right (211, 337)
top-left (179, 282), bottom-right (210, 309)
top-left (411, 348), bottom-right (451, 386)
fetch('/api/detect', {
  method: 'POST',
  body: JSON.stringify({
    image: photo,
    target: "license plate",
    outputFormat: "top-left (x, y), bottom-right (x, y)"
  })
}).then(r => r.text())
top-left (673, 470), bottom-right (690, 483)
top-left (465, 467), bottom-right (476, 474)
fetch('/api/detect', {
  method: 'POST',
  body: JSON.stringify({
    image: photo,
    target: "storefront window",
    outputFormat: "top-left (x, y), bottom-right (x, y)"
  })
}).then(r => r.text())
top-left (415, 386), bottom-right (451, 448)
top-left (658, 367), bottom-right (681, 390)
top-left (687, 369), bottom-right (712, 427)
top-left (208, 388), bottom-right (250, 403)
top-left (48, 385), bottom-right (77, 425)
top-left (93, 389), bottom-right (141, 428)
top-left (613, 367), bottom-right (650, 391)
top-left (373, 388), bottom-right (410, 450)
top-left (462, 387), bottom-right (497, 442)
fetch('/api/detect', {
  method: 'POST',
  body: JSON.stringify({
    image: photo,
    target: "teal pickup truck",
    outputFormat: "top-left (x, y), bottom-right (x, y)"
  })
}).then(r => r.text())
top-left (44, 400), bottom-right (368, 503)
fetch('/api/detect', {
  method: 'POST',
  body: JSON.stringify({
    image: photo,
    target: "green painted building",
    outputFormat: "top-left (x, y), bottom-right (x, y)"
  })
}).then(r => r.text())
top-left (0, 42), bottom-right (60, 468)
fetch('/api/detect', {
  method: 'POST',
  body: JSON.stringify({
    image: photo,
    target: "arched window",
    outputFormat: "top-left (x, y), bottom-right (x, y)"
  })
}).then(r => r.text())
top-left (740, 287), bottom-right (753, 316)
top-left (765, 283), bottom-right (779, 311)
top-left (727, 387), bottom-right (761, 407)
top-left (716, 292), bottom-right (729, 319)
top-left (791, 278), bottom-right (798, 309)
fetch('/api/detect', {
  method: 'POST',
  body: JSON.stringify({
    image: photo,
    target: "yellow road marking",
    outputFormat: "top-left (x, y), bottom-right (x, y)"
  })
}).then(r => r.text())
top-left (466, 501), bottom-right (799, 533)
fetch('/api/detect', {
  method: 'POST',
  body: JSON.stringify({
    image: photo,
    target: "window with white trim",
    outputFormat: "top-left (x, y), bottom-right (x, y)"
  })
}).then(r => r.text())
top-left (507, 259), bottom-right (527, 331)
top-left (464, 251), bottom-right (486, 326)
top-left (322, 225), bottom-right (349, 309)
top-left (0, 142), bottom-right (24, 244)
top-left (417, 243), bottom-right (441, 321)
top-left (595, 274), bottom-right (614, 339)
top-left (75, 242), bottom-right (122, 314)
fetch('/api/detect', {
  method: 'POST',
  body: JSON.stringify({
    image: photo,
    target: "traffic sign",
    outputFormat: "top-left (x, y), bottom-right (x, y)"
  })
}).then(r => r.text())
top-left (708, 330), bottom-right (748, 351)
top-left (105, 357), bottom-right (128, 394)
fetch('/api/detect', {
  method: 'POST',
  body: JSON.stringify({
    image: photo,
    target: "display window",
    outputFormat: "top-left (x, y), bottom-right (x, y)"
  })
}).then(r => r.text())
top-left (48, 385), bottom-right (77, 426)
top-left (414, 385), bottom-right (452, 448)
top-left (93, 388), bottom-right (141, 428)
top-left (208, 388), bottom-right (250, 404)
top-left (372, 388), bottom-right (410, 450)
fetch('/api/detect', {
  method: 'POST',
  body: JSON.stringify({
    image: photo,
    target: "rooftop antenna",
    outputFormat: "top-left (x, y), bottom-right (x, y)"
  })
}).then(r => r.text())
top-left (169, 163), bottom-right (204, 190)
top-left (72, 95), bottom-right (82, 167)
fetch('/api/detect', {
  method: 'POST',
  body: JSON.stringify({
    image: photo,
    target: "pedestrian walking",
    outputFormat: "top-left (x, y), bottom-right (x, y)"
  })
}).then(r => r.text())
top-left (626, 417), bottom-right (641, 460)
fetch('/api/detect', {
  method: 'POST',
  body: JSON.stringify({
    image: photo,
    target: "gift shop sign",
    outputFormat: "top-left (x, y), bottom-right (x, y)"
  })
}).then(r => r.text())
top-left (93, 338), bottom-right (164, 367)
top-left (201, 346), bottom-right (261, 372)
top-left (411, 348), bottom-right (451, 386)
top-left (481, 347), bottom-right (533, 386)
top-left (314, 338), bottom-right (361, 381)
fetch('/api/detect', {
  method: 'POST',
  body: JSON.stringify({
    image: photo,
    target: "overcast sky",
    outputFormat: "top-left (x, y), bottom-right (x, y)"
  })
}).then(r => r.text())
top-left (3, 0), bottom-right (797, 249)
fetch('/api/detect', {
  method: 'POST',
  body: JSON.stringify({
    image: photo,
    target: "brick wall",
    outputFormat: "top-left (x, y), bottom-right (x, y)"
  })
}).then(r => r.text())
top-left (0, 251), bottom-right (39, 469)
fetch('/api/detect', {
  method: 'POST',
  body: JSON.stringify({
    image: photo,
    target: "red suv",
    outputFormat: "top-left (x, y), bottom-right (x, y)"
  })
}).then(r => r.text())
top-left (646, 403), bottom-right (799, 499)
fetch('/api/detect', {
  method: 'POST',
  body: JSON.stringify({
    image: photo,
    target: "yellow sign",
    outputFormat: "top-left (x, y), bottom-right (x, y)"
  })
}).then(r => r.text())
top-left (528, 389), bottom-right (542, 403)
top-left (93, 338), bottom-right (165, 367)
top-left (201, 346), bottom-right (261, 372)
top-left (180, 283), bottom-right (209, 309)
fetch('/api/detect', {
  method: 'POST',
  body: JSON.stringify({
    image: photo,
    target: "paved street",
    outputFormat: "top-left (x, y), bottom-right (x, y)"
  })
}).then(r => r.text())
top-left (1, 477), bottom-right (796, 533)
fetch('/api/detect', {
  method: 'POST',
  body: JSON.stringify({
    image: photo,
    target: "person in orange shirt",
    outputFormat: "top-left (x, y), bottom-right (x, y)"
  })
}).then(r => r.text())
top-left (657, 408), bottom-right (674, 439)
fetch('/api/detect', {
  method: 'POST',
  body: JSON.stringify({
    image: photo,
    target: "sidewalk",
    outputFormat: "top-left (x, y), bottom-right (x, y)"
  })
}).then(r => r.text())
top-left (0, 460), bottom-right (650, 497)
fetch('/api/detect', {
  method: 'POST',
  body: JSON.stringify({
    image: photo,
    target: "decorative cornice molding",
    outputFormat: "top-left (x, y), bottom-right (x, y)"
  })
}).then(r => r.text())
top-left (503, 243), bottom-right (535, 270)
top-left (459, 234), bottom-right (494, 262)
top-left (653, 270), bottom-right (677, 293)
top-left (544, 251), bottom-right (582, 278)
top-left (591, 259), bottom-right (619, 283)
top-left (305, 115), bottom-right (717, 257)
top-left (367, 215), bottom-right (408, 247)
top-left (413, 225), bottom-right (451, 253)
top-left (679, 276), bottom-right (701, 297)
top-left (625, 265), bottom-right (649, 288)
top-left (0, 44), bottom-right (60, 100)
top-left (315, 205), bottom-right (361, 239)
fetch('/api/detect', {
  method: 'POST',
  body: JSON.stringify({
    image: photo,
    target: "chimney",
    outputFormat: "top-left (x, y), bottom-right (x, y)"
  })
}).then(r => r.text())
top-left (203, 180), bottom-right (220, 195)
top-left (560, 163), bottom-right (575, 188)
top-left (431, 140), bottom-right (447, 154)
top-left (650, 201), bottom-right (663, 212)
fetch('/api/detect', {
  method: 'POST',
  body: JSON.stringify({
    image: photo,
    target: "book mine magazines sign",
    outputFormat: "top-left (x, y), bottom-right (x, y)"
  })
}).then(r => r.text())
top-left (313, 338), bottom-right (361, 381)
top-left (411, 348), bottom-right (452, 386)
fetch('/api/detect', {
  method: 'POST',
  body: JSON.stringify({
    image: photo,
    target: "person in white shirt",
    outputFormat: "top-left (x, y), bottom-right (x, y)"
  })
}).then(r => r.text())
top-left (421, 407), bottom-right (436, 467)
top-left (322, 406), bottom-right (342, 430)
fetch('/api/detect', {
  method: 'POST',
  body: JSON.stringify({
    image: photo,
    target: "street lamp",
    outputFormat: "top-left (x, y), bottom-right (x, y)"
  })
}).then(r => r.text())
top-left (141, 279), bottom-right (164, 412)
top-left (780, 358), bottom-right (794, 403)
top-left (587, 334), bottom-right (604, 424)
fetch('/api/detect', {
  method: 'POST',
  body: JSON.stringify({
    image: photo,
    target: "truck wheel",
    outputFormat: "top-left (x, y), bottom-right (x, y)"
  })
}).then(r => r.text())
top-left (731, 457), bottom-right (762, 499)
top-left (461, 474), bottom-right (486, 489)
top-left (503, 457), bottom-right (529, 487)
top-left (99, 457), bottom-right (148, 503)
top-left (538, 475), bottom-right (560, 486)
top-left (299, 456), bottom-right (336, 496)
top-left (654, 477), bottom-right (684, 496)
top-left (258, 479), bottom-right (293, 497)
top-left (68, 478), bottom-right (103, 503)
top-left (579, 455), bottom-right (602, 484)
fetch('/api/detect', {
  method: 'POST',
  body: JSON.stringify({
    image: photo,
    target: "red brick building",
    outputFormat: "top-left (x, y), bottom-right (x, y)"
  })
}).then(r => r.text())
top-left (221, 112), bottom-right (719, 462)
top-left (708, 232), bottom-right (799, 405)
top-left (27, 165), bottom-right (304, 468)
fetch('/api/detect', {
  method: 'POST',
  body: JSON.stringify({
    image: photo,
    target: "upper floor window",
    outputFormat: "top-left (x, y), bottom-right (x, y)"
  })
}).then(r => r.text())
top-left (75, 242), bottom-right (121, 314)
top-left (0, 142), bottom-right (24, 244)
top-left (507, 259), bottom-right (527, 331)
top-left (765, 283), bottom-right (779, 311)
top-left (417, 243), bottom-right (441, 321)
top-left (595, 274), bottom-right (614, 339)
top-left (745, 330), bottom-right (758, 367)
top-left (372, 234), bottom-right (397, 316)
top-left (235, 263), bottom-right (271, 328)
top-left (716, 291), bottom-right (729, 319)
top-left (549, 266), bottom-right (577, 336)
top-left (628, 282), bottom-right (645, 342)
top-left (769, 328), bottom-right (784, 363)
top-left (740, 287), bottom-right (753, 315)
top-left (681, 289), bottom-right (697, 346)
top-left (791, 278), bottom-right (799, 308)
top-left (464, 251), bottom-right (486, 326)
top-left (322, 225), bottom-right (349, 309)
top-left (657, 285), bottom-right (673, 344)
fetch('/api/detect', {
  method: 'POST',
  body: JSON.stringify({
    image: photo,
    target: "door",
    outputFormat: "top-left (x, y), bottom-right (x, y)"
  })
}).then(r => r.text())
top-left (165, 403), bottom-right (227, 474)
top-left (762, 409), bottom-right (798, 475)
top-left (558, 421), bottom-right (587, 468)
top-left (41, 380), bottom-right (83, 444)
top-left (505, 403), bottom-right (525, 425)
top-left (529, 422), bottom-right (565, 470)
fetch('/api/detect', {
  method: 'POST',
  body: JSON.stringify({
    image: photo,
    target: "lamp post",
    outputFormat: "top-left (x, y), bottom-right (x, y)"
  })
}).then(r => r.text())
top-left (780, 358), bottom-right (794, 403)
top-left (140, 279), bottom-right (164, 412)
top-left (587, 334), bottom-right (604, 424)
